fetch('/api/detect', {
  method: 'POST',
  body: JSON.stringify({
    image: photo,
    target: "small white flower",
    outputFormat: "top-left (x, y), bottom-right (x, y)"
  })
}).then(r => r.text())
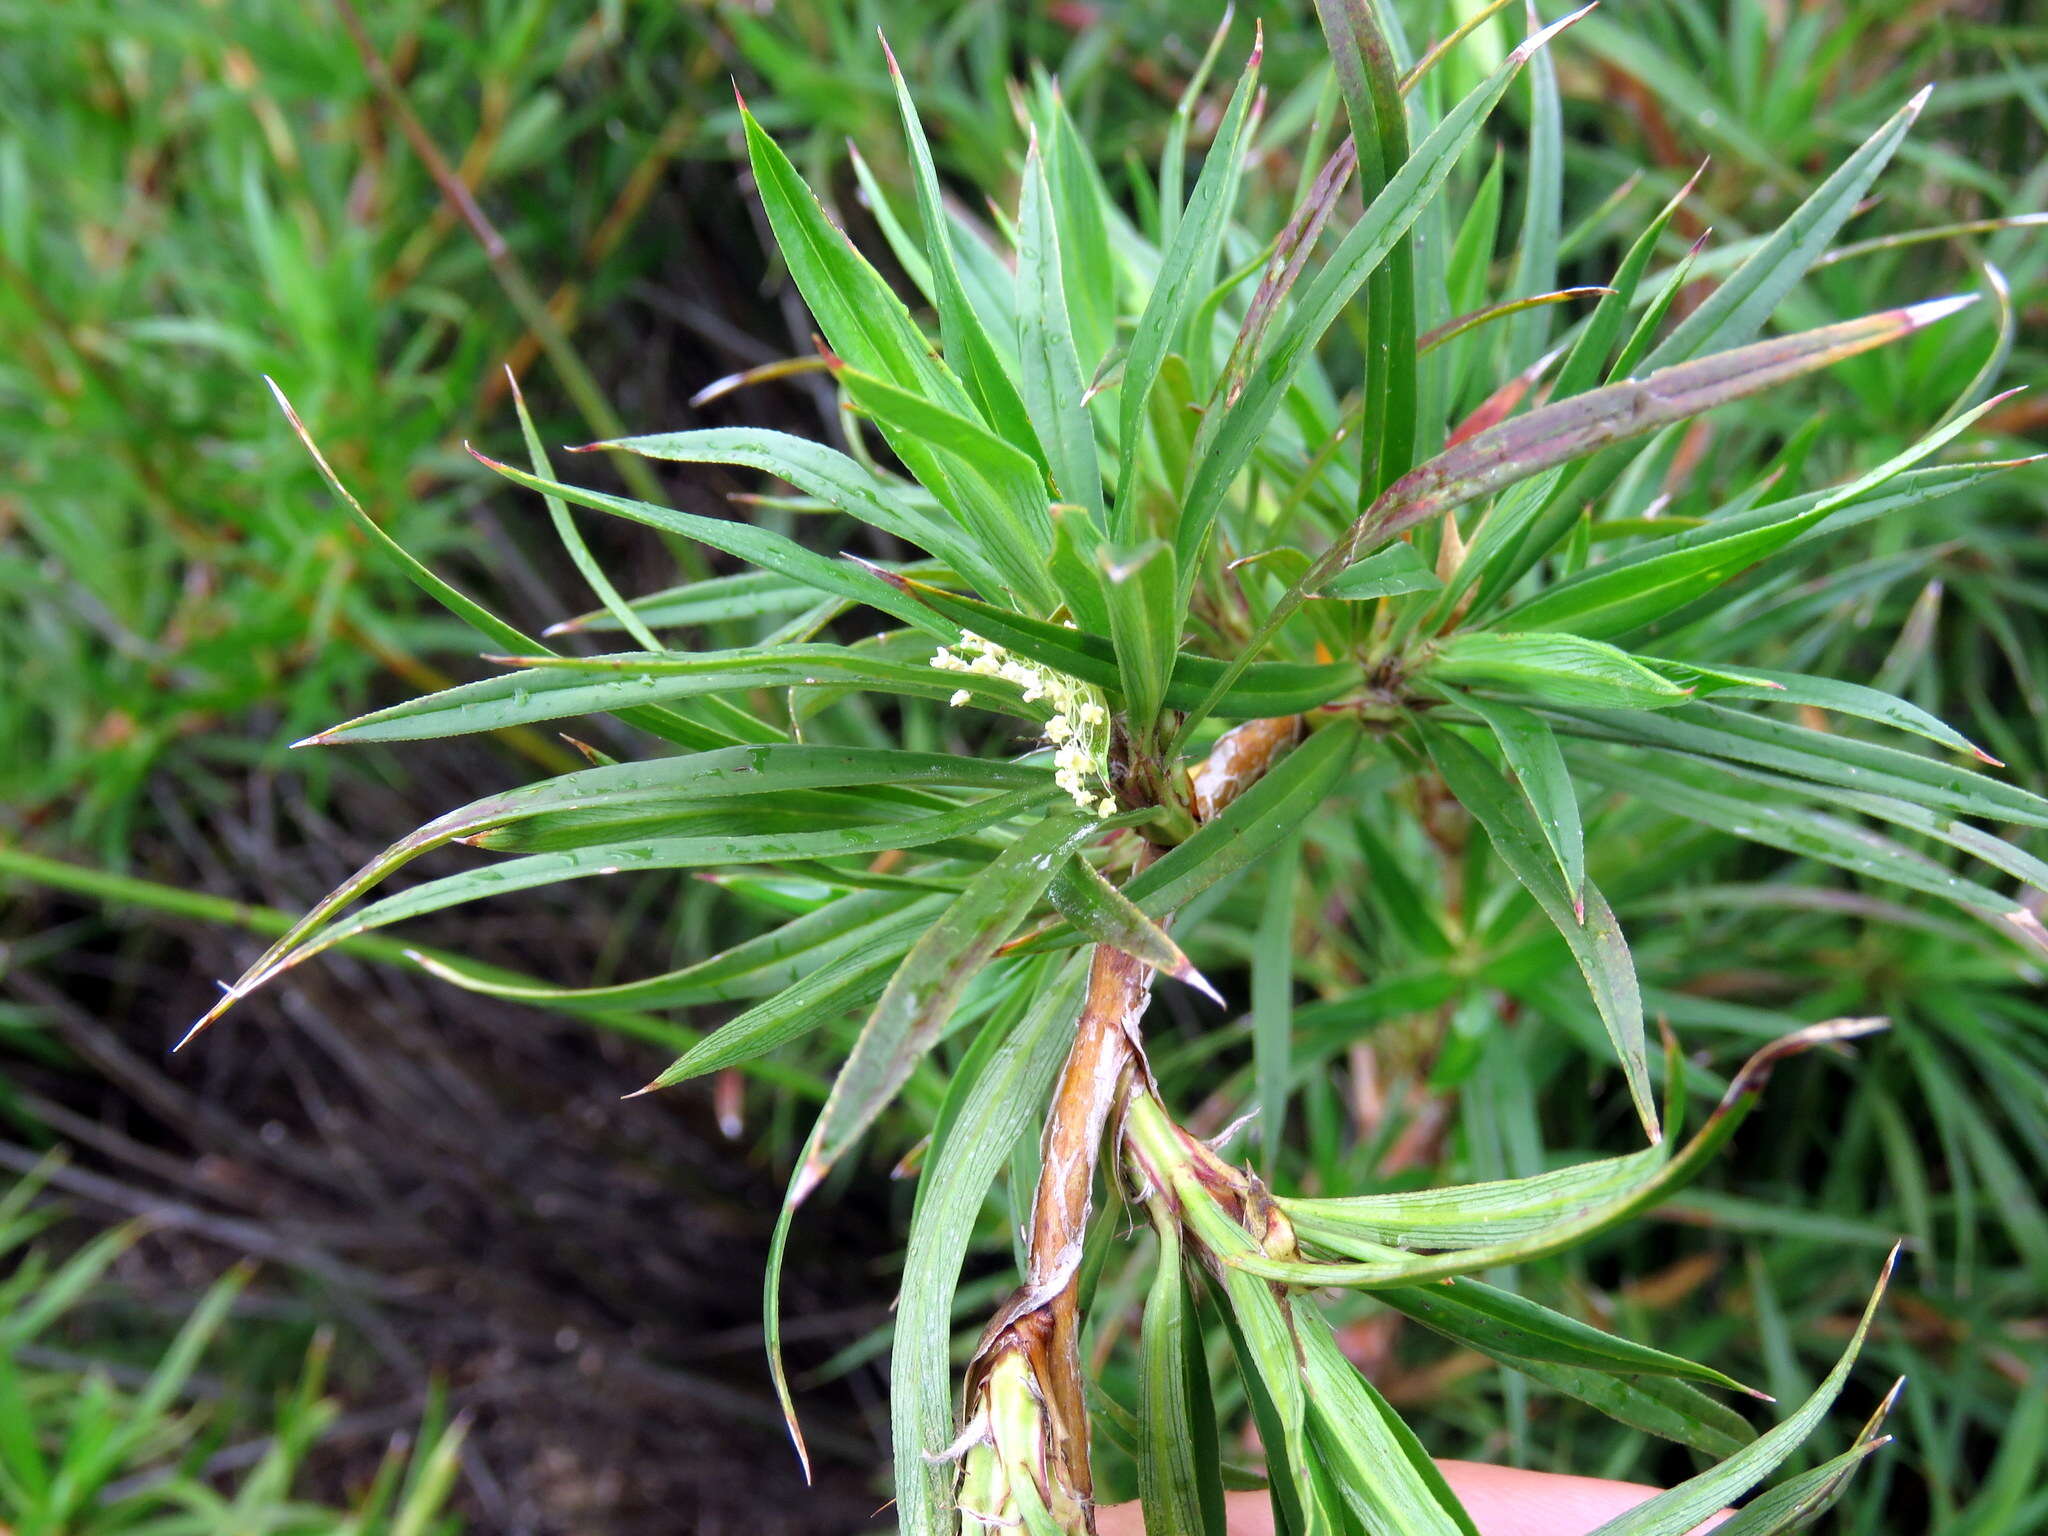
top-left (929, 631), bottom-right (1115, 817)
top-left (950, 689), bottom-right (972, 707)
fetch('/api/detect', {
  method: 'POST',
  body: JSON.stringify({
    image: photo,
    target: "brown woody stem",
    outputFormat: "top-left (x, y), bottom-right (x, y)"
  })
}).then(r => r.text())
top-left (960, 715), bottom-right (1305, 1532)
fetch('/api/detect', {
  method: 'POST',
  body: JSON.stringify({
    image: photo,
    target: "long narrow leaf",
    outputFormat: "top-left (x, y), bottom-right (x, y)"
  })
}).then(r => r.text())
top-left (794, 813), bottom-right (1098, 1201)
top-left (1427, 725), bottom-right (1656, 1139)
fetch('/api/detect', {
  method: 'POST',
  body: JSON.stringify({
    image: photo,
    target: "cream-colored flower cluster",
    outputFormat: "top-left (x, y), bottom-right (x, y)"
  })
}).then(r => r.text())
top-left (930, 632), bottom-right (1116, 818)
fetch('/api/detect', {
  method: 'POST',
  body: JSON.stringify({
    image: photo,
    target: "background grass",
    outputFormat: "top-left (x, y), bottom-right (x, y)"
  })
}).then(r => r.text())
top-left (1, 2), bottom-right (2044, 1533)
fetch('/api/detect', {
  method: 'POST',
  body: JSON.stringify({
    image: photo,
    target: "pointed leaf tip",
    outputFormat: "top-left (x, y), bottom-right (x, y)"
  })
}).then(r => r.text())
top-left (787, 1156), bottom-right (826, 1210)
top-left (1899, 292), bottom-right (1978, 328)
top-left (841, 552), bottom-right (913, 593)
top-left (1514, 1), bottom-right (1596, 62)
top-left (1179, 965), bottom-right (1227, 1008)
top-left (171, 1012), bottom-right (215, 1054)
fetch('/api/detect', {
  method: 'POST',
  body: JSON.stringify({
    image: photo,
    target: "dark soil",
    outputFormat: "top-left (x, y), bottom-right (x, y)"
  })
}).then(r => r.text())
top-left (1, 146), bottom-right (911, 1535)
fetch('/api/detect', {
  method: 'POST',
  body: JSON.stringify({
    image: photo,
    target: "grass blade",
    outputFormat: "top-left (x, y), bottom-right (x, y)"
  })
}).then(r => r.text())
top-left (1586, 1250), bottom-right (1900, 1535)
top-left (1253, 833), bottom-right (1301, 1175)
top-left (1116, 38), bottom-right (1261, 533)
top-left (475, 448), bottom-right (947, 635)
top-left (1641, 88), bottom-right (1929, 368)
top-left (1178, 7), bottom-right (1589, 578)
top-left (1137, 1215), bottom-right (1228, 1536)
top-left (1429, 724), bottom-right (1656, 1138)
top-left (1315, 0), bottom-right (1418, 495)
top-left (1454, 692), bottom-right (1584, 909)
top-left (1016, 136), bottom-right (1104, 524)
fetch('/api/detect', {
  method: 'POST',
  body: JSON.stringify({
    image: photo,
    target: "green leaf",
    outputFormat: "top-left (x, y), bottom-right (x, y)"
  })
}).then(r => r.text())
top-left (1553, 170), bottom-right (1702, 401)
top-left (1180, 8), bottom-right (1586, 577)
top-left (1428, 724), bottom-right (1654, 1136)
top-left (511, 374), bottom-right (661, 652)
top-left (882, 573), bottom-right (1359, 719)
top-left (1695, 669), bottom-right (1997, 763)
top-left (1709, 1385), bottom-right (1901, 1535)
top-left (1318, 541), bottom-right (1442, 601)
top-left (764, 1133), bottom-right (815, 1479)
top-left (738, 99), bottom-right (970, 411)
top-left (1641, 88), bottom-right (1929, 368)
top-left (1378, 1277), bottom-right (1754, 1392)
top-left (1485, 1356), bottom-right (1758, 1459)
top-left (1247, 1019), bottom-right (1887, 1287)
top-left (306, 645), bottom-right (1041, 745)
top-left (881, 36), bottom-right (1042, 468)
top-left (1102, 540), bottom-right (1179, 736)
top-left (1203, 1229), bottom-right (1323, 1536)
top-left (1293, 1295), bottom-right (1478, 1536)
top-left (1116, 41), bottom-right (1261, 532)
top-left (1568, 751), bottom-right (2032, 934)
top-left (187, 784), bottom-right (1059, 1043)
top-left (592, 425), bottom-right (1010, 603)
top-left (1253, 834), bottom-right (1301, 1176)
top-left (836, 368), bottom-right (1059, 610)
top-left (1326, 297), bottom-right (1977, 570)
top-left (1561, 705), bottom-right (2048, 830)
top-left (1031, 80), bottom-right (1119, 380)
top-left (1501, 0), bottom-right (1562, 373)
top-left (1016, 138), bottom-right (1103, 524)
top-left (474, 448), bottom-right (949, 636)
top-left (641, 905), bottom-right (947, 1087)
top-left (1454, 692), bottom-right (1584, 907)
top-left (548, 569), bottom-right (842, 638)
top-left (794, 812), bottom-right (1099, 1201)
top-left (1284, 1140), bottom-right (1666, 1254)
top-left (201, 746), bottom-right (1034, 1018)
top-left (1046, 855), bottom-right (1219, 1003)
top-left (413, 885), bottom-right (931, 1010)
top-left (1315, 0), bottom-right (1419, 496)
top-left (269, 384), bottom-right (736, 758)
top-left (1427, 632), bottom-right (1692, 711)
top-left (268, 381), bottom-right (532, 657)
top-left (1586, 1251), bottom-right (1900, 1535)
top-left (891, 958), bottom-right (1088, 1536)
top-left (1138, 1216), bottom-right (1228, 1536)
